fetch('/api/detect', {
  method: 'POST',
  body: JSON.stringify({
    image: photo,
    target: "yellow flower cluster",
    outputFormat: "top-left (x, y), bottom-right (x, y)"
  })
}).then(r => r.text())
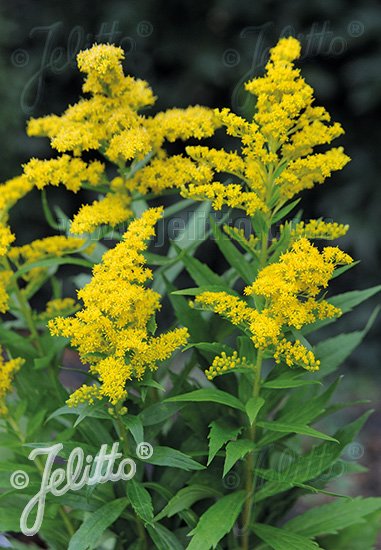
top-left (289, 219), bottom-right (349, 241)
top-left (0, 270), bottom-right (12, 314)
top-left (196, 238), bottom-right (352, 371)
top-left (180, 36), bottom-right (349, 215)
top-left (49, 208), bottom-right (188, 406)
top-left (205, 351), bottom-right (249, 380)
top-left (70, 193), bottom-right (132, 235)
top-left (23, 156), bottom-right (105, 193)
top-left (223, 225), bottom-right (258, 252)
top-left (24, 44), bottom-right (219, 235)
top-left (9, 236), bottom-right (88, 281)
top-left (120, 155), bottom-right (213, 196)
top-left (40, 298), bottom-right (78, 321)
top-left (0, 351), bottom-right (24, 416)
top-left (0, 225), bottom-right (15, 256)
top-left (0, 176), bottom-right (33, 222)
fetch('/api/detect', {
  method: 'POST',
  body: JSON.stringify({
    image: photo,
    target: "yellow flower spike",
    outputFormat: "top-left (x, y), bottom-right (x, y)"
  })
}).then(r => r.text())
top-left (49, 208), bottom-right (189, 406)
top-left (205, 350), bottom-right (250, 380)
top-left (0, 226), bottom-right (15, 256)
top-left (23, 156), bottom-right (105, 193)
top-left (8, 236), bottom-right (91, 282)
top-left (0, 351), bottom-right (24, 416)
top-left (198, 237), bottom-right (352, 372)
top-left (0, 176), bottom-right (33, 219)
top-left (290, 219), bottom-right (349, 241)
top-left (182, 36), bottom-right (349, 213)
top-left (70, 193), bottom-right (133, 235)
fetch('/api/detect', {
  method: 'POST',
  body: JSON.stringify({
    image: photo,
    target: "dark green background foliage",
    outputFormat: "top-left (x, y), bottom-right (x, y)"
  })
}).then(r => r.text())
top-left (0, 0), bottom-right (380, 496)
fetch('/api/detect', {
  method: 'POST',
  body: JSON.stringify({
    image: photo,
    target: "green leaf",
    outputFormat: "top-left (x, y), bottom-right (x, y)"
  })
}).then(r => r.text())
top-left (139, 402), bottom-right (183, 426)
top-left (315, 308), bottom-right (379, 376)
top-left (254, 411), bottom-right (372, 502)
top-left (147, 523), bottom-right (184, 550)
top-left (254, 523), bottom-right (322, 549)
top-left (183, 342), bottom-right (234, 356)
top-left (284, 497), bottom-right (381, 538)
top-left (223, 439), bottom-right (254, 476)
top-left (330, 285), bottom-right (381, 313)
top-left (123, 415), bottom-right (144, 446)
top-left (155, 484), bottom-right (221, 520)
top-left (186, 491), bottom-right (246, 550)
top-left (271, 198), bottom-right (301, 223)
top-left (172, 285), bottom-right (235, 296)
top-left (166, 388), bottom-right (245, 411)
top-left (263, 372), bottom-right (321, 389)
top-left (15, 257), bottom-right (93, 279)
top-left (147, 446), bottom-right (204, 471)
top-left (210, 216), bottom-right (255, 283)
top-left (68, 498), bottom-right (128, 550)
top-left (166, 279), bottom-right (209, 343)
top-left (153, 202), bottom-right (212, 293)
top-left (177, 248), bottom-right (225, 288)
top-left (245, 396), bottom-right (265, 425)
top-left (320, 509), bottom-right (381, 550)
top-left (0, 326), bottom-right (38, 359)
top-left (46, 404), bottom-right (109, 425)
top-left (257, 421), bottom-right (338, 442)
top-left (330, 261), bottom-right (360, 279)
top-left (127, 479), bottom-right (154, 525)
top-left (207, 421), bottom-right (242, 465)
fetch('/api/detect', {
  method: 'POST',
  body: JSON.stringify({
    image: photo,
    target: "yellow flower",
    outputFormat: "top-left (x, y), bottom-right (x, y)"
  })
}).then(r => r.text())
top-left (289, 219), bottom-right (349, 241)
top-left (0, 270), bottom-right (12, 314)
top-left (180, 37), bottom-right (349, 215)
top-left (23, 156), bottom-right (105, 193)
top-left (0, 225), bottom-right (15, 256)
top-left (70, 193), bottom-right (132, 235)
top-left (9, 236), bottom-right (89, 281)
top-left (205, 351), bottom-right (250, 380)
top-left (0, 351), bottom-right (24, 416)
top-left (0, 176), bottom-right (33, 221)
top-left (197, 238), bottom-right (352, 372)
top-left (49, 208), bottom-right (189, 406)
top-left (40, 298), bottom-right (78, 321)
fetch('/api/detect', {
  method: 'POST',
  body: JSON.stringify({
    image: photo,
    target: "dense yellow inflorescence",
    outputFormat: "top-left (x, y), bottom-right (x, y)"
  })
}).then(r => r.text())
top-left (205, 351), bottom-right (250, 380)
top-left (70, 193), bottom-right (132, 235)
top-left (8, 236), bottom-right (90, 282)
top-left (197, 238), bottom-right (352, 372)
top-left (0, 226), bottom-right (14, 314)
top-left (49, 208), bottom-right (189, 406)
top-left (289, 219), bottom-right (349, 241)
top-left (40, 298), bottom-right (78, 321)
top-left (0, 176), bottom-right (34, 223)
top-left (178, 36), bottom-right (349, 215)
top-left (24, 43), bottom-right (219, 236)
top-left (0, 350), bottom-right (24, 416)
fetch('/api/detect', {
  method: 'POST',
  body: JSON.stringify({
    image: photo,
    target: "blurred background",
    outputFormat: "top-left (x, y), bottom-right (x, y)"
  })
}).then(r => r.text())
top-left (0, 0), bottom-right (380, 501)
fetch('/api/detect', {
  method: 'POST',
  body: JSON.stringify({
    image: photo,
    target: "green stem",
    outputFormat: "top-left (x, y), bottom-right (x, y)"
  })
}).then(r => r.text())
top-left (5, 258), bottom-right (44, 355)
top-left (114, 409), bottom-right (147, 549)
top-left (241, 204), bottom-right (270, 549)
top-left (241, 350), bottom-right (263, 550)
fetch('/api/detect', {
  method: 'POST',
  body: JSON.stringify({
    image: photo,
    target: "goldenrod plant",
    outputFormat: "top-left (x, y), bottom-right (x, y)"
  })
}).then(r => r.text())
top-left (0, 38), bottom-right (380, 549)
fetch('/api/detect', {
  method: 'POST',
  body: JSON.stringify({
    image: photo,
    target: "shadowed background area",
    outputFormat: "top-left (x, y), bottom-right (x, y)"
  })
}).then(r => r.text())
top-left (0, 0), bottom-right (380, 502)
